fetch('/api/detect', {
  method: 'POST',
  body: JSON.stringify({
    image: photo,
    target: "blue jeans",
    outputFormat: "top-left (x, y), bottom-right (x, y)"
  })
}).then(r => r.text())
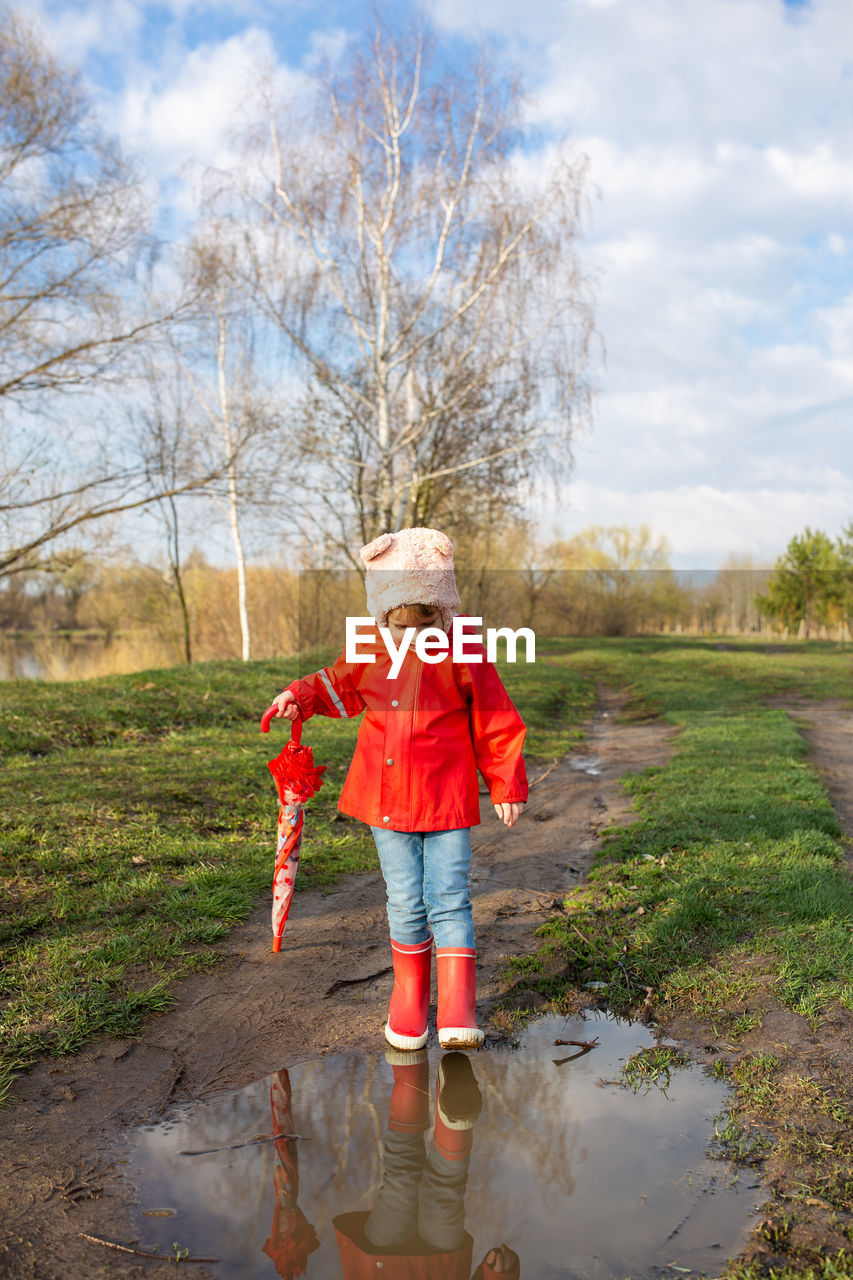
top-left (370, 827), bottom-right (475, 950)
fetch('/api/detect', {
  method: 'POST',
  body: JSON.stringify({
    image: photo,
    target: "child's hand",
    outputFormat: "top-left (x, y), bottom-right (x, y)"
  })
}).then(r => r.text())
top-left (493, 801), bottom-right (524, 827)
top-left (272, 690), bottom-right (301, 722)
top-left (479, 1244), bottom-right (520, 1277)
top-left (488, 1245), bottom-right (519, 1273)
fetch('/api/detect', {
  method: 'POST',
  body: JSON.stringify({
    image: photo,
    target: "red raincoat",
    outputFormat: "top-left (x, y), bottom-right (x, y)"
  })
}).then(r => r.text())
top-left (284, 629), bottom-right (527, 832)
top-left (332, 1213), bottom-right (519, 1280)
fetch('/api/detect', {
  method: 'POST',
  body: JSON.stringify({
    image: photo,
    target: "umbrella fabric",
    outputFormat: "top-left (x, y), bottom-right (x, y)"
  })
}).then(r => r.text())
top-left (271, 802), bottom-right (303, 950)
top-left (263, 1068), bottom-right (320, 1279)
top-left (261, 710), bottom-right (326, 953)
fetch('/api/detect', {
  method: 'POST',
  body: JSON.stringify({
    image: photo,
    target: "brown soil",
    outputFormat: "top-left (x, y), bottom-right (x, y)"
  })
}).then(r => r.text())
top-left (0, 689), bottom-right (676, 1280)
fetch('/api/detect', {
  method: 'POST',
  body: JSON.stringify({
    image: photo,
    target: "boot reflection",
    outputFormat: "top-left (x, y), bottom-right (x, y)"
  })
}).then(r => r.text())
top-left (262, 1068), bottom-right (321, 1279)
top-left (333, 1051), bottom-right (520, 1279)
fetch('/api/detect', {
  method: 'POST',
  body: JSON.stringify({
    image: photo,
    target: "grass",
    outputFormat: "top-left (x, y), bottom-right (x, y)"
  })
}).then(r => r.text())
top-left (501, 636), bottom-right (853, 1275)
top-left (0, 647), bottom-right (591, 1100)
top-left (721, 1263), bottom-right (853, 1280)
top-left (620, 1043), bottom-right (691, 1092)
top-left (513, 638), bottom-right (853, 1027)
top-left (3, 632), bottom-right (853, 1271)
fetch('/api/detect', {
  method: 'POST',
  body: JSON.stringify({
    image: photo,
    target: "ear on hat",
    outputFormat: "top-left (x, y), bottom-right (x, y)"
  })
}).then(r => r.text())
top-left (426, 529), bottom-right (453, 558)
top-left (360, 532), bottom-right (394, 564)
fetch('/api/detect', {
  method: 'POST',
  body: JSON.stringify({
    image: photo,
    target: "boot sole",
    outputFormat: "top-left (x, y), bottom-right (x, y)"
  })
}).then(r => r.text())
top-left (384, 1022), bottom-right (429, 1051)
top-left (438, 1026), bottom-right (484, 1049)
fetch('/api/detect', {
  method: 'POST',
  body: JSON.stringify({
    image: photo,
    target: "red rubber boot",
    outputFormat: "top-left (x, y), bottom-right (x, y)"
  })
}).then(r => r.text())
top-left (433, 1051), bottom-right (483, 1160)
top-left (385, 1049), bottom-right (430, 1133)
top-left (385, 936), bottom-right (432, 1051)
top-left (436, 947), bottom-right (484, 1049)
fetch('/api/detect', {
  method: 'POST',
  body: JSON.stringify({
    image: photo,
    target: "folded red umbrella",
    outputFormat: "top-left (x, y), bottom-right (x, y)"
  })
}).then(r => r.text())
top-left (260, 706), bottom-right (326, 953)
top-left (263, 1068), bottom-right (320, 1278)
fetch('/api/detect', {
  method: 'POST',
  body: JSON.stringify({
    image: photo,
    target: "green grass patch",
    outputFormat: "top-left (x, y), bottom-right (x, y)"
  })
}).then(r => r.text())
top-left (509, 638), bottom-right (853, 1274)
top-left (722, 1261), bottom-right (853, 1280)
top-left (620, 1043), bottom-right (691, 1092)
top-left (0, 648), bottom-right (593, 1098)
top-left (526, 638), bottom-right (853, 1027)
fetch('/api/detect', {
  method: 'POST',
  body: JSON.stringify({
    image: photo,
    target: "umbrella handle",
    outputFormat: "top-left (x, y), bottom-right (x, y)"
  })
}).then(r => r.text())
top-left (260, 703), bottom-right (303, 744)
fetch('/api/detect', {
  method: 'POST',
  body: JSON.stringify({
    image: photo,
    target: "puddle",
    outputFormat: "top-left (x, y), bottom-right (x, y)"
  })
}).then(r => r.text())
top-left (122, 1014), bottom-right (763, 1279)
top-left (567, 755), bottom-right (603, 776)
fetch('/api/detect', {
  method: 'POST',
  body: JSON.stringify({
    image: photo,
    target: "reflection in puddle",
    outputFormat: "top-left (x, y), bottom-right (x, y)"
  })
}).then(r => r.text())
top-left (567, 756), bottom-right (603, 776)
top-left (123, 1014), bottom-right (762, 1279)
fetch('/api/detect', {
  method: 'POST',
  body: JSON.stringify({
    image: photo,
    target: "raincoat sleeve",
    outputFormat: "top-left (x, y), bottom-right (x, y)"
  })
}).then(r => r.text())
top-left (284, 651), bottom-right (365, 721)
top-left (456, 646), bottom-right (528, 805)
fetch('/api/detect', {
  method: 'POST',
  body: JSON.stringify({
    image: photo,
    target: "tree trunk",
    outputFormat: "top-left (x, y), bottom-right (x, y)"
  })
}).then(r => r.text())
top-left (217, 302), bottom-right (251, 661)
top-left (166, 494), bottom-right (192, 664)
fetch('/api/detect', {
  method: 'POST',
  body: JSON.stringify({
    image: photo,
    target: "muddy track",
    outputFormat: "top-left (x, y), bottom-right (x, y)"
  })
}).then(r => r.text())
top-left (0, 689), bottom-right (676, 1279)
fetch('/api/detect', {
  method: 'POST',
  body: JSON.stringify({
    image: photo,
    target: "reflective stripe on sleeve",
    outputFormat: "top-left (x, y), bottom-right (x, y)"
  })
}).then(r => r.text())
top-left (317, 668), bottom-right (349, 718)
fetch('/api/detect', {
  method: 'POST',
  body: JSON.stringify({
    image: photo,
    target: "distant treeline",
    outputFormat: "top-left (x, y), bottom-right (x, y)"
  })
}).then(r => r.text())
top-left (1, 522), bottom-right (850, 681)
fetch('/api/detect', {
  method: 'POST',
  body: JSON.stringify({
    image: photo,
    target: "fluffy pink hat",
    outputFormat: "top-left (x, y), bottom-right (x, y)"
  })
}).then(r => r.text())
top-left (360, 527), bottom-right (461, 633)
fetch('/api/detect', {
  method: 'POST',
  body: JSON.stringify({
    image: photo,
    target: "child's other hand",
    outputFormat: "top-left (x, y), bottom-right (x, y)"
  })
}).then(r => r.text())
top-left (482, 1244), bottom-right (519, 1276)
top-left (272, 690), bottom-right (300, 722)
top-left (493, 801), bottom-right (524, 827)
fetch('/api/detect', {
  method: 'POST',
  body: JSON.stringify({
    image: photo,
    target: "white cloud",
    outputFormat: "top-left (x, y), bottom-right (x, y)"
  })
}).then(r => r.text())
top-left (540, 477), bottom-right (853, 568)
top-left (17, 0), bottom-right (853, 569)
top-left (479, 0), bottom-right (853, 572)
top-left (816, 293), bottom-right (853, 364)
top-left (121, 28), bottom-right (279, 165)
top-left (29, 0), bottom-right (144, 65)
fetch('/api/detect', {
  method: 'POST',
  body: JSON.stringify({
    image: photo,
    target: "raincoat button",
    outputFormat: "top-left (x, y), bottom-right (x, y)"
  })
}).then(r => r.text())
top-left (382, 815), bottom-right (390, 823)
top-left (386, 758), bottom-right (394, 765)
top-left (391, 699), bottom-right (399, 707)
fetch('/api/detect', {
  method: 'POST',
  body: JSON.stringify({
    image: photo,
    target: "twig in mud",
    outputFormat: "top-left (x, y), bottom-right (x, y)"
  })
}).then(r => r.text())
top-left (325, 967), bottom-right (393, 997)
top-left (550, 1034), bottom-right (596, 1064)
top-left (570, 921), bottom-right (598, 951)
top-left (570, 921), bottom-right (614, 967)
top-left (78, 1233), bottom-right (219, 1263)
top-left (481, 758), bottom-right (560, 798)
top-left (641, 987), bottom-right (655, 1024)
top-left (529, 759), bottom-right (560, 788)
top-left (179, 1131), bottom-right (305, 1156)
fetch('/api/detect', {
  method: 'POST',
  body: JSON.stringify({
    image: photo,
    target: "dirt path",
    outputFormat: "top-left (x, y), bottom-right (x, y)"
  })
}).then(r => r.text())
top-left (0, 690), bottom-right (676, 1280)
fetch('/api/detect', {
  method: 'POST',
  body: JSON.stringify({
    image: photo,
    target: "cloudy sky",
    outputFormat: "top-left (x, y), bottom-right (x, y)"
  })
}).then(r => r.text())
top-left (25, 0), bottom-right (853, 568)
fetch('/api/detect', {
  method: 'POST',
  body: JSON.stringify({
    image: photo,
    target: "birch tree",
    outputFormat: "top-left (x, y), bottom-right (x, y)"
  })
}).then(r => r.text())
top-left (132, 357), bottom-right (201, 664)
top-left (217, 19), bottom-right (595, 555)
top-left (177, 237), bottom-right (282, 662)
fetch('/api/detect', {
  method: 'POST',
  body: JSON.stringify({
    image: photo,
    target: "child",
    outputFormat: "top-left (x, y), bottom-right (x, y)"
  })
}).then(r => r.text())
top-left (269, 527), bottom-right (527, 1050)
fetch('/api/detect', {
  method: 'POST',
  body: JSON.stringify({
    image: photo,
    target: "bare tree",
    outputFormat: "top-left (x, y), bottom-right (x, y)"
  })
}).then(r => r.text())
top-left (0, 8), bottom-right (159, 402)
top-left (701, 555), bottom-right (770, 636)
top-left (0, 8), bottom-right (197, 583)
top-left (130, 357), bottom-right (203, 664)
top-left (543, 525), bottom-right (687, 636)
top-left (214, 17), bottom-right (595, 559)
top-left (174, 235), bottom-right (284, 661)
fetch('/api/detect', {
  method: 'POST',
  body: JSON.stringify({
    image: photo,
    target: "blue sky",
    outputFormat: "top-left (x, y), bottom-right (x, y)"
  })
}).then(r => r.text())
top-left (23, 0), bottom-right (853, 568)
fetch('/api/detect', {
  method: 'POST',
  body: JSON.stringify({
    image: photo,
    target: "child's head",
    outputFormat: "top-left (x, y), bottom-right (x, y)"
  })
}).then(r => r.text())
top-left (385, 603), bottom-right (442, 641)
top-left (360, 528), bottom-right (460, 633)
